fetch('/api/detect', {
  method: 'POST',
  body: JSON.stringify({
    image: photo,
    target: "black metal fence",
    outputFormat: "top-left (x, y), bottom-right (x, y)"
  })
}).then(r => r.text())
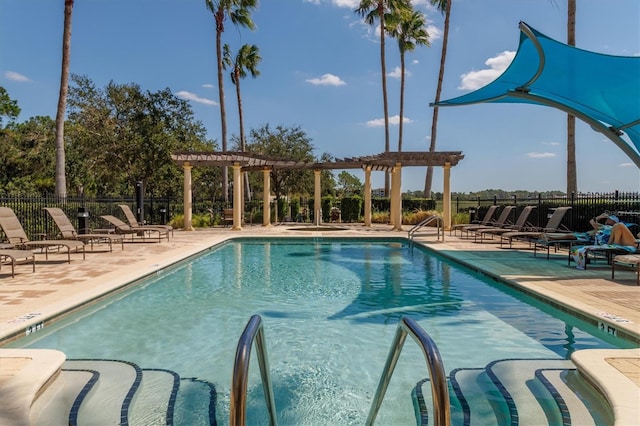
top-left (1, 191), bottom-right (638, 240)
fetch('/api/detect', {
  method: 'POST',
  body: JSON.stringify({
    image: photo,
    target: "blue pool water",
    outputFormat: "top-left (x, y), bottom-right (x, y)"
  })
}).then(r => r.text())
top-left (9, 238), bottom-right (630, 425)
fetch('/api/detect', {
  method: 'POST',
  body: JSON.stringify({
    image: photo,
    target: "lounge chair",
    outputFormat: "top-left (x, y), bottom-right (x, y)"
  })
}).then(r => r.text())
top-left (44, 207), bottom-right (125, 252)
top-left (500, 206), bottom-right (572, 248)
top-left (612, 254), bottom-right (640, 285)
top-left (0, 249), bottom-right (36, 277)
top-left (475, 206), bottom-right (537, 243)
top-left (450, 205), bottom-right (499, 236)
top-left (118, 204), bottom-right (173, 237)
top-left (0, 206), bottom-right (85, 263)
top-left (464, 206), bottom-right (516, 238)
top-left (100, 215), bottom-right (169, 242)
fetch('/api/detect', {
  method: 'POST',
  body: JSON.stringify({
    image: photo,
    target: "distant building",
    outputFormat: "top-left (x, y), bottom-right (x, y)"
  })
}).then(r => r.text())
top-left (372, 188), bottom-right (386, 198)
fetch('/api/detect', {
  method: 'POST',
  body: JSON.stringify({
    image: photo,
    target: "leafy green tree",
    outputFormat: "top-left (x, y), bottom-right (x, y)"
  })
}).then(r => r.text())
top-left (0, 87), bottom-right (21, 126)
top-left (1, 116), bottom-right (56, 193)
top-left (243, 124), bottom-right (315, 203)
top-left (54, 0), bottom-right (74, 198)
top-left (205, 0), bottom-right (257, 202)
top-left (388, 6), bottom-right (429, 152)
top-left (337, 171), bottom-right (363, 196)
top-left (318, 152), bottom-right (337, 196)
top-left (424, 0), bottom-right (452, 197)
top-left (66, 75), bottom-right (215, 197)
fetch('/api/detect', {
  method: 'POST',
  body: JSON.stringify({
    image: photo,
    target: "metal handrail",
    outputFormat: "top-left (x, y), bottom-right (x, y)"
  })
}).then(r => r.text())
top-left (230, 315), bottom-right (278, 426)
top-left (408, 215), bottom-right (444, 241)
top-left (366, 317), bottom-right (450, 426)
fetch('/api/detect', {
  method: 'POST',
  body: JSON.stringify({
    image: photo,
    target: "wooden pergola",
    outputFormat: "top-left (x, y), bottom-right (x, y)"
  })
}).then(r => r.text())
top-left (171, 151), bottom-right (464, 231)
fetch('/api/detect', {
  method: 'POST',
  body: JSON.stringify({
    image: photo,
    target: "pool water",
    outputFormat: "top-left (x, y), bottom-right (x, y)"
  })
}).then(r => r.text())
top-left (9, 239), bottom-right (630, 425)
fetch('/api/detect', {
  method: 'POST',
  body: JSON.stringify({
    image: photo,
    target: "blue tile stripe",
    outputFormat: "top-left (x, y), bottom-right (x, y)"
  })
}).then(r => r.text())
top-left (61, 368), bottom-right (99, 426)
top-left (144, 368), bottom-right (180, 426)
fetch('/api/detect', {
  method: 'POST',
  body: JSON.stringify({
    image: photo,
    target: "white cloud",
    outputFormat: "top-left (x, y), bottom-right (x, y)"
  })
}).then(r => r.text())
top-left (306, 73), bottom-right (346, 86)
top-left (332, 0), bottom-right (359, 7)
top-left (527, 152), bottom-right (556, 158)
top-left (201, 83), bottom-right (215, 89)
top-left (5, 71), bottom-right (30, 82)
top-left (176, 91), bottom-right (217, 106)
top-left (619, 162), bottom-right (634, 167)
top-left (426, 24), bottom-right (441, 42)
top-left (458, 50), bottom-right (515, 90)
top-left (388, 66), bottom-right (404, 79)
top-left (366, 115), bottom-right (413, 127)
top-left (542, 141), bottom-right (560, 146)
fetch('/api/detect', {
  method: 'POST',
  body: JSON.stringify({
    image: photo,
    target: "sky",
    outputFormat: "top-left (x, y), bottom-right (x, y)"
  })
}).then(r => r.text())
top-left (1, 0), bottom-right (639, 194)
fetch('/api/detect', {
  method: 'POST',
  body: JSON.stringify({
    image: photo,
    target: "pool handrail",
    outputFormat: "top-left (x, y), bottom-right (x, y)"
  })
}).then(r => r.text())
top-left (408, 214), bottom-right (444, 241)
top-left (230, 315), bottom-right (278, 426)
top-left (366, 316), bottom-right (450, 426)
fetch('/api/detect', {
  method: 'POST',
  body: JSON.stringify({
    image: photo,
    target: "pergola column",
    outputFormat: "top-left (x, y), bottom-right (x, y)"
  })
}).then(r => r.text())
top-left (232, 162), bottom-right (242, 231)
top-left (262, 167), bottom-right (271, 227)
top-left (364, 165), bottom-right (372, 227)
top-left (314, 169), bottom-right (321, 225)
top-left (391, 163), bottom-right (403, 231)
top-left (182, 162), bottom-right (194, 231)
top-left (443, 162), bottom-right (452, 230)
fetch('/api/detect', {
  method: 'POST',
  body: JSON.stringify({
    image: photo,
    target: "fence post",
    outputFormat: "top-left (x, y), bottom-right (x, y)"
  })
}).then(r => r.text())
top-left (136, 181), bottom-right (144, 224)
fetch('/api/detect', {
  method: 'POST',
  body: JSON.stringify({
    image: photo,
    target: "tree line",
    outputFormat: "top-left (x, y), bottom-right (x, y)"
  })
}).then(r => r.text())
top-left (0, 84), bottom-right (354, 203)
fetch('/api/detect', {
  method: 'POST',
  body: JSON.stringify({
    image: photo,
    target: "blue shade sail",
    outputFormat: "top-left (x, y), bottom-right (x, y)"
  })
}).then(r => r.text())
top-left (432, 22), bottom-right (640, 168)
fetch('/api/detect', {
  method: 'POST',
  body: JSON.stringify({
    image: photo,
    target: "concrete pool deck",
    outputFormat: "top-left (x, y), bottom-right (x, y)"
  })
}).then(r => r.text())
top-left (0, 223), bottom-right (638, 423)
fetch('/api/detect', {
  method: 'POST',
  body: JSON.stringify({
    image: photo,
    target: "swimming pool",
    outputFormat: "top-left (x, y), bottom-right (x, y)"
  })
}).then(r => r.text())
top-left (8, 238), bottom-right (630, 424)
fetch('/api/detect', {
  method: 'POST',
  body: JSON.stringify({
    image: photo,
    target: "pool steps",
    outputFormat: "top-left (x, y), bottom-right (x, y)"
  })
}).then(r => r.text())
top-left (29, 358), bottom-right (217, 425)
top-left (417, 358), bottom-right (613, 425)
top-left (24, 356), bottom-right (614, 424)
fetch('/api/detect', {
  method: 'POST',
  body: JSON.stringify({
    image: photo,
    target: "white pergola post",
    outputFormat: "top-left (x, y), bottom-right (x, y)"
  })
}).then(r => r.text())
top-left (364, 165), bottom-right (372, 227)
top-left (182, 162), bottom-right (194, 231)
top-left (232, 162), bottom-right (242, 231)
top-left (391, 163), bottom-right (403, 231)
top-left (443, 162), bottom-right (452, 230)
top-left (262, 167), bottom-right (271, 227)
top-left (314, 169), bottom-right (321, 225)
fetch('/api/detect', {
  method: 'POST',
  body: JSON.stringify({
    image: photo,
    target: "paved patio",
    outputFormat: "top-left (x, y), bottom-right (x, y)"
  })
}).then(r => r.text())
top-left (0, 223), bottom-right (638, 423)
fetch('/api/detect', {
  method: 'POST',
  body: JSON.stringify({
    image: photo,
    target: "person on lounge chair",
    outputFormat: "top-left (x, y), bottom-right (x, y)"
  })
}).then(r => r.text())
top-left (571, 214), bottom-right (637, 269)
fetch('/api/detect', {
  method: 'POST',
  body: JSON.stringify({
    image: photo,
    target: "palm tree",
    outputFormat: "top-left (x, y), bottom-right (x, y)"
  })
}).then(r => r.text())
top-left (355, 0), bottom-right (408, 196)
top-left (423, 0), bottom-right (451, 198)
top-left (55, 0), bottom-right (74, 198)
top-left (566, 0), bottom-right (577, 195)
top-left (224, 43), bottom-right (261, 200)
top-left (205, 0), bottom-right (257, 203)
top-left (389, 8), bottom-right (429, 152)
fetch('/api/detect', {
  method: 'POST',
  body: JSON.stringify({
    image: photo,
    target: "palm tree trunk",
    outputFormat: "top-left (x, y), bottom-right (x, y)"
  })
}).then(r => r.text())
top-left (235, 70), bottom-right (251, 201)
top-left (215, 7), bottom-right (229, 203)
top-left (55, 0), bottom-right (73, 198)
top-left (424, 0), bottom-right (451, 197)
top-left (379, 7), bottom-right (390, 195)
top-left (566, 0), bottom-right (577, 195)
top-left (398, 52), bottom-right (405, 152)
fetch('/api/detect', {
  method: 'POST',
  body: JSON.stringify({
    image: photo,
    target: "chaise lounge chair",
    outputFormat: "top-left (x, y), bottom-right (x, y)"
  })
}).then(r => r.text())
top-left (500, 206), bottom-right (572, 248)
top-left (100, 215), bottom-right (169, 242)
top-left (118, 204), bottom-right (173, 238)
top-left (474, 205), bottom-right (537, 243)
top-left (44, 207), bottom-right (125, 252)
top-left (0, 206), bottom-right (85, 263)
top-left (612, 253), bottom-right (640, 285)
top-left (0, 249), bottom-right (36, 277)
top-left (450, 205), bottom-right (499, 237)
top-left (464, 206), bottom-right (516, 238)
